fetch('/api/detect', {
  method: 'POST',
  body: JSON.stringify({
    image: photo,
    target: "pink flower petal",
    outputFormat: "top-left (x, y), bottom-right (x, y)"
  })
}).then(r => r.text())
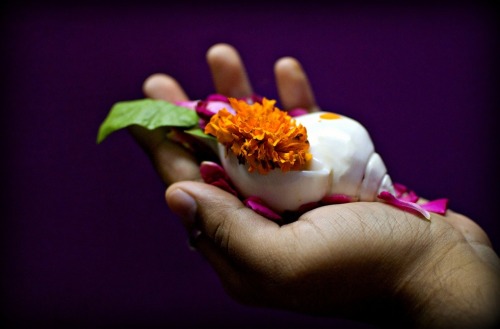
top-left (297, 201), bottom-right (322, 213)
top-left (392, 182), bottom-right (419, 202)
top-left (288, 108), bottom-right (309, 117)
top-left (195, 99), bottom-right (235, 128)
top-left (321, 194), bottom-right (354, 204)
top-left (399, 189), bottom-right (419, 203)
top-left (200, 161), bottom-right (227, 182)
top-left (244, 196), bottom-right (282, 222)
top-left (238, 94), bottom-right (263, 104)
top-left (205, 94), bottom-right (229, 102)
top-left (421, 198), bottom-right (448, 215)
top-left (393, 182), bottom-right (408, 198)
top-left (200, 161), bottom-right (238, 196)
top-left (175, 100), bottom-right (198, 110)
top-left (198, 118), bottom-right (208, 130)
top-left (377, 191), bottom-right (431, 220)
top-left (210, 179), bottom-right (238, 197)
top-left (197, 101), bottom-right (234, 116)
top-left (207, 101), bottom-right (235, 114)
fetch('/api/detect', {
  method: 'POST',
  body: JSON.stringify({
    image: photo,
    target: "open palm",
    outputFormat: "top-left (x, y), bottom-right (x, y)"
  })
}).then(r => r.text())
top-left (129, 44), bottom-right (499, 328)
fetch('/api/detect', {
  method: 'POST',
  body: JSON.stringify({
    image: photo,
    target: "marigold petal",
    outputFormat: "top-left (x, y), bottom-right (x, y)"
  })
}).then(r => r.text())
top-left (204, 97), bottom-right (311, 174)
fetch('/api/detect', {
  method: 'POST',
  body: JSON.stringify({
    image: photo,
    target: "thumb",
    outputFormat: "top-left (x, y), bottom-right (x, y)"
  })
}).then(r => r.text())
top-left (165, 181), bottom-right (279, 255)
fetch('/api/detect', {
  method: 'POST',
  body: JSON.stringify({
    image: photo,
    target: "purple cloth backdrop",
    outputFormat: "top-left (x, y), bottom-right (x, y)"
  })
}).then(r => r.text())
top-left (2, 2), bottom-right (498, 328)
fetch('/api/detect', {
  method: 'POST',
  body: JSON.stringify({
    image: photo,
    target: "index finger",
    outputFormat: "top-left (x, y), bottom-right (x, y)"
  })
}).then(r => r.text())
top-left (128, 74), bottom-right (201, 185)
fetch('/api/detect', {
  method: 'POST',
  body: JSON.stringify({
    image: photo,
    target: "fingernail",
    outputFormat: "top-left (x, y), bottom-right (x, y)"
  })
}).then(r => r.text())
top-left (168, 188), bottom-right (197, 229)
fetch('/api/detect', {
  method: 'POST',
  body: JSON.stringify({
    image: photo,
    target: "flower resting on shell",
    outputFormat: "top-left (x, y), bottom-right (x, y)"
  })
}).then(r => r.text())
top-left (97, 91), bottom-right (449, 223)
top-left (204, 97), bottom-right (312, 175)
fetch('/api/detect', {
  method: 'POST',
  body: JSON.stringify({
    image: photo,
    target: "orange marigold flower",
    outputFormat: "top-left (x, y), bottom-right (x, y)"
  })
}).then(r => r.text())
top-left (204, 97), bottom-right (312, 174)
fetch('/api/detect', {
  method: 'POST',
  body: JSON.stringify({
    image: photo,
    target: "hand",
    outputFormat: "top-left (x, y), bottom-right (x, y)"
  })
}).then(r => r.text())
top-left (128, 43), bottom-right (317, 186)
top-left (130, 44), bottom-right (499, 328)
top-left (166, 181), bottom-right (499, 328)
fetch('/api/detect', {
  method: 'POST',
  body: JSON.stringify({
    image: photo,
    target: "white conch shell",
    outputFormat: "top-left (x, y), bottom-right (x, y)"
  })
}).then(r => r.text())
top-left (218, 111), bottom-right (395, 213)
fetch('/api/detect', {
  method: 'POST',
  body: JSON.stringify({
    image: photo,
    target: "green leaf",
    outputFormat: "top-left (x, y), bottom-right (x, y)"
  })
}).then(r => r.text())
top-left (97, 99), bottom-right (199, 143)
top-left (184, 127), bottom-right (216, 141)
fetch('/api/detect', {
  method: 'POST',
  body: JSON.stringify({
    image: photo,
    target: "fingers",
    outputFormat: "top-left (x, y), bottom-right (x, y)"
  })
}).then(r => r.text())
top-left (166, 181), bottom-right (279, 263)
top-left (206, 43), bottom-right (253, 98)
top-left (274, 57), bottom-right (318, 111)
top-left (128, 73), bottom-right (200, 185)
top-left (207, 43), bottom-right (317, 113)
top-left (128, 46), bottom-right (319, 186)
top-left (149, 139), bottom-right (202, 184)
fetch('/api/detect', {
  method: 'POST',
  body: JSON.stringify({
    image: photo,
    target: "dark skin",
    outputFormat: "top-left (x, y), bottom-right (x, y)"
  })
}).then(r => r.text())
top-left (129, 43), bottom-right (499, 328)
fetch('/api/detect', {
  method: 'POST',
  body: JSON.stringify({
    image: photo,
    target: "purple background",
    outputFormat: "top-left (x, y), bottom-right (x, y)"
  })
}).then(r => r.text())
top-left (2, 2), bottom-right (498, 328)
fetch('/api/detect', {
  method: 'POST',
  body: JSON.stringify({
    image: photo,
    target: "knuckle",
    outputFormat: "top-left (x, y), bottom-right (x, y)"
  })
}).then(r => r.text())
top-left (212, 218), bottom-right (232, 252)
